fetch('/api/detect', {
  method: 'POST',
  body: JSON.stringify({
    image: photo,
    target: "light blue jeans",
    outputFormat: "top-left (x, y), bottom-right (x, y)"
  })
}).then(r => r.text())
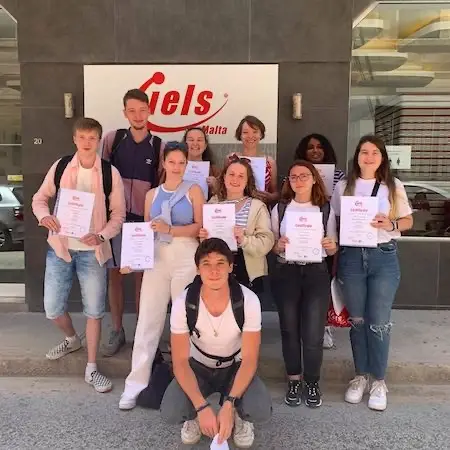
top-left (337, 241), bottom-right (401, 380)
top-left (44, 248), bottom-right (107, 320)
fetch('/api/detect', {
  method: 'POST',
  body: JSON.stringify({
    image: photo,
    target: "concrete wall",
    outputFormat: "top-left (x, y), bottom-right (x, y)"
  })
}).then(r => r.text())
top-left (2, 0), bottom-right (449, 310)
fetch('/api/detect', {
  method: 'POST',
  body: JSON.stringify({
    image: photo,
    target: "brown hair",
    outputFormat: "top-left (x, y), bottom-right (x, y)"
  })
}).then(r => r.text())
top-left (123, 88), bottom-right (149, 108)
top-left (344, 134), bottom-right (398, 218)
top-left (73, 117), bottom-right (102, 139)
top-left (280, 160), bottom-right (328, 207)
top-left (216, 156), bottom-right (260, 201)
top-left (235, 115), bottom-right (266, 141)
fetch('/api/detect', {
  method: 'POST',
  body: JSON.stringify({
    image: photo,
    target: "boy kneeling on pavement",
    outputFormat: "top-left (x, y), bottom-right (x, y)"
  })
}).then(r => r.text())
top-left (160, 238), bottom-right (272, 448)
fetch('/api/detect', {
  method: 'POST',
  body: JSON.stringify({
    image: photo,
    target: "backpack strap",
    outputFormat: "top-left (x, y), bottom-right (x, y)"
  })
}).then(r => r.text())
top-left (54, 155), bottom-right (74, 194)
top-left (320, 201), bottom-right (331, 235)
top-left (186, 275), bottom-right (202, 338)
top-left (277, 202), bottom-right (288, 234)
top-left (229, 276), bottom-right (245, 332)
top-left (110, 129), bottom-right (128, 164)
top-left (150, 135), bottom-right (162, 168)
top-left (371, 181), bottom-right (380, 197)
top-left (101, 159), bottom-right (113, 221)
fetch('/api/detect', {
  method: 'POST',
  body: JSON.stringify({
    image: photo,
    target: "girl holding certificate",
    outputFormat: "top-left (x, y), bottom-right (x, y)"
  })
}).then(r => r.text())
top-left (183, 127), bottom-right (221, 196)
top-left (331, 135), bottom-right (413, 412)
top-left (199, 156), bottom-right (274, 296)
top-left (119, 141), bottom-right (204, 411)
top-left (294, 133), bottom-right (346, 349)
top-left (271, 161), bottom-right (338, 409)
top-left (227, 115), bottom-right (279, 204)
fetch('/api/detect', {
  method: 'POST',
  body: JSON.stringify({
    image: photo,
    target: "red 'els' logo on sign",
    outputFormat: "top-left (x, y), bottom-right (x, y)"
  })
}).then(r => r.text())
top-left (139, 71), bottom-right (228, 133)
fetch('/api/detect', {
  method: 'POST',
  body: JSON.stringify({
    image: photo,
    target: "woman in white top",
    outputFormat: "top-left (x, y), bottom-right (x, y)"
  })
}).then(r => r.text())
top-left (271, 160), bottom-right (337, 409)
top-left (199, 155), bottom-right (274, 296)
top-left (331, 134), bottom-right (413, 412)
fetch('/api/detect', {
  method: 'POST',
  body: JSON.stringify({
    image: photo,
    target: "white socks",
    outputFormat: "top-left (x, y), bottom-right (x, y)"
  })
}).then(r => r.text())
top-left (85, 362), bottom-right (97, 377)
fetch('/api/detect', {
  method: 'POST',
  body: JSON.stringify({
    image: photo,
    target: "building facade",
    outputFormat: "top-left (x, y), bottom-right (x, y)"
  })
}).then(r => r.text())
top-left (1, 0), bottom-right (450, 311)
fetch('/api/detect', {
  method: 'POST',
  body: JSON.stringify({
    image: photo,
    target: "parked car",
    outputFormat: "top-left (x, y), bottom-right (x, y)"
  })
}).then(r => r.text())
top-left (0, 185), bottom-right (24, 251)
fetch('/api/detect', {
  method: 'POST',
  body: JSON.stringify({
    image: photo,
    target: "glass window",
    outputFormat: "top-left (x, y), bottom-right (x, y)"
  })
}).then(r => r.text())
top-left (350, 1), bottom-right (450, 238)
top-left (0, 5), bottom-right (23, 284)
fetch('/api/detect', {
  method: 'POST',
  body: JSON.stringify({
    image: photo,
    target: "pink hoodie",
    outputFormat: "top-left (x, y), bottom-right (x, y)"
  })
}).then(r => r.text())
top-left (32, 153), bottom-right (125, 265)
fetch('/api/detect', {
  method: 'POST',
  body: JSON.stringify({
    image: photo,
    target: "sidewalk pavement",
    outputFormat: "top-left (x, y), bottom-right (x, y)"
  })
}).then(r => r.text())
top-left (0, 310), bottom-right (449, 383)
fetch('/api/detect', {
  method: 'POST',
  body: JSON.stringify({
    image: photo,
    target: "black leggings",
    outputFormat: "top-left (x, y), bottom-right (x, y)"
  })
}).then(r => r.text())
top-left (273, 261), bottom-right (330, 382)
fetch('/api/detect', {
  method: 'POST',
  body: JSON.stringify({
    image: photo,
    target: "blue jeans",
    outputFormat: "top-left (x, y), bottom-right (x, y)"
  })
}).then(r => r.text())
top-left (337, 241), bottom-right (400, 380)
top-left (44, 248), bottom-right (107, 320)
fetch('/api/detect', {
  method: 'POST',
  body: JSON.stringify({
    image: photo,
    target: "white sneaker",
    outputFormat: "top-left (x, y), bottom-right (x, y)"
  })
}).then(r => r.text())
top-left (119, 393), bottom-right (137, 410)
top-left (345, 375), bottom-right (369, 404)
top-left (85, 370), bottom-right (113, 393)
top-left (323, 327), bottom-right (334, 349)
top-left (233, 412), bottom-right (254, 449)
top-left (46, 336), bottom-right (82, 360)
top-left (181, 419), bottom-right (202, 445)
top-left (368, 380), bottom-right (388, 411)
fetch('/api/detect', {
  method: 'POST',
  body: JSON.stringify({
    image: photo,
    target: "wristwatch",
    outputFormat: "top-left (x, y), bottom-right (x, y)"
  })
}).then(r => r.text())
top-left (97, 234), bottom-right (105, 243)
top-left (224, 395), bottom-right (238, 407)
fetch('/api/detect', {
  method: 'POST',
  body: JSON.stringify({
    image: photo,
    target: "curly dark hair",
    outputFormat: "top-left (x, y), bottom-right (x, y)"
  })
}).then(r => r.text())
top-left (294, 133), bottom-right (338, 164)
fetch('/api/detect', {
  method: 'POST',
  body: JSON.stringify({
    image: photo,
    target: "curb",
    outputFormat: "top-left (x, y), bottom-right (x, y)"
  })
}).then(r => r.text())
top-left (1, 348), bottom-right (449, 384)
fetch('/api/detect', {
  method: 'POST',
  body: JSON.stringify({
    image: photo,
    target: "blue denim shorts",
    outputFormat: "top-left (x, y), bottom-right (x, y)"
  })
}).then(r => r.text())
top-left (44, 248), bottom-right (107, 319)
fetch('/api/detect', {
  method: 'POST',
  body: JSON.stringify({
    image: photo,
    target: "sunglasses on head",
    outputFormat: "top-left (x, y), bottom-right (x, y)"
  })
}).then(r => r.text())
top-left (166, 141), bottom-right (187, 151)
top-left (230, 154), bottom-right (251, 164)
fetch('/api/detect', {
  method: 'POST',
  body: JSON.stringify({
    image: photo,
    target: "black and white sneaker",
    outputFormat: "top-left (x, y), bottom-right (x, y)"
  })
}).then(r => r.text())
top-left (285, 380), bottom-right (302, 407)
top-left (304, 381), bottom-right (322, 408)
top-left (85, 370), bottom-right (113, 393)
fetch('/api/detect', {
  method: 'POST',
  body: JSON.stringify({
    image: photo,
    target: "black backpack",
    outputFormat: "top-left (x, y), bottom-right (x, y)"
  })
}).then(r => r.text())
top-left (185, 274), bottom-right (245, 367)
top-left (54, 155), bottom-right (113, 220)
top-left (110, 128), bottom-right (162, 169)
top-left (277, 201), bottom-right (331, 235)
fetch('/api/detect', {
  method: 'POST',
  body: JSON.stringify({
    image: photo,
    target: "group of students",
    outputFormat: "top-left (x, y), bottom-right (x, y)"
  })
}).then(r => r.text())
top-left (31, 88), bottom-right (413, 448)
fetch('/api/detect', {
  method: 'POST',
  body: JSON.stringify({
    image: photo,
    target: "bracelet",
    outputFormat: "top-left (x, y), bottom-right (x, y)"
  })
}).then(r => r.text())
top-left (195, 402), bottom-right (210, 413)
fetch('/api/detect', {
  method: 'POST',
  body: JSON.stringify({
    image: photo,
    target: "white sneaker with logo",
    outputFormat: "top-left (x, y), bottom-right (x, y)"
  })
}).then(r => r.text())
top-left (345, 375), bottom-right (369, 404)
top-left (233, 412), bottom-right (254, 449)
top-left (181, 418), bottom-right (201, 445)
top-left (368, 380), bottom-right (388, 411)
top-left (46, 336), bottom-right (82, 360)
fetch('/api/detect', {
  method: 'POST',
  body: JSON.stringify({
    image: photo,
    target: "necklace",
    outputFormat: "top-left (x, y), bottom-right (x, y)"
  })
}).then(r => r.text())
top-left (223, 196), bottom-right (247, 205)
top-left (205, 310), bottom-right (225, 337)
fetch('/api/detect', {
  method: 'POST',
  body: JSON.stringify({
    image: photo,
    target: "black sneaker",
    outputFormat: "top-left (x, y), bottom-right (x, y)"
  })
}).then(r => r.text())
top-left (304, 381), bottom-right (322, 408)
top-left (285, 380), bottom-right (302, 406)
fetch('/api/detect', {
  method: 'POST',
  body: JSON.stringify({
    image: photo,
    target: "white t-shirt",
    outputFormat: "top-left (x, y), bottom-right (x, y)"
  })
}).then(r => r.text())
top-left (68, 166), bottom-right (94, 251)
top-left (331, 177), bottom-right (412, 244)
top-left (170, 285), bottom-right (262, 368)
top-left (271, 200), bottom-right (338, 259)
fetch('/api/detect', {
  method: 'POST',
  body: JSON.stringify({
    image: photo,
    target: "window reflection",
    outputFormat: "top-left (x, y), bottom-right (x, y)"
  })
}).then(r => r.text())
top-left (0, 5), bottom-right (23, 281)
top-left (350, 2), bottom-right (450, 237)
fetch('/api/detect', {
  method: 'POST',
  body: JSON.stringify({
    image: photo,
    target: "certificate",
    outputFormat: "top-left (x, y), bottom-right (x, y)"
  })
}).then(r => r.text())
top-left (285, 211), bottom-right (323, 263)
top-left (56, 188), bottom-right (95, 238)
top-left (314, 164), bottom-right (335, 197)
top-left (244, 156), bottom-right (266, 191)
top-left (184, 161), bottom-right (210, 199)
top-left (120, 222), bottom-right (154, 270)
top-left (340, 196), bottom-right (378, 248)
top-left (203, 204), bottom-right (237, 251)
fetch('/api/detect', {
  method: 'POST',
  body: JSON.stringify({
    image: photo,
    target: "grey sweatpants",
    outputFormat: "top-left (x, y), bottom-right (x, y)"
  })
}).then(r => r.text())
top-left (160, 358), bottom-right (272, 424)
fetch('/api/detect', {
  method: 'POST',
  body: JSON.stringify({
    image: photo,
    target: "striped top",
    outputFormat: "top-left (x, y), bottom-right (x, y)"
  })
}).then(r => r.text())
top-left (222, 197), bottom-right (252, 228)
top-left (334, 169), bottom-right (345, 189)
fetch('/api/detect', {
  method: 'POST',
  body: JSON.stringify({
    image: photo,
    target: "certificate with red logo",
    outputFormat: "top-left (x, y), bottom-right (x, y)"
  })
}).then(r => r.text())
top-left (340, 196), bottom-right (378, 248)
top-left (285, 211), bottom-right (323, 263)
top-left (56, 188), bottom-right (95, 239)
top-left (203, 204), bottom-right (237, 251)
top-left (314, 164), bottom-right (335, 197)
top-left (120, 222), bottom-right (154, 270)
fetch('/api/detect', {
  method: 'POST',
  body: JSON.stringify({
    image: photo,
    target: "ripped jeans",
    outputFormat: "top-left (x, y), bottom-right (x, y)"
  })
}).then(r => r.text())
top-left (337, 241), bottom-right (400, 380)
